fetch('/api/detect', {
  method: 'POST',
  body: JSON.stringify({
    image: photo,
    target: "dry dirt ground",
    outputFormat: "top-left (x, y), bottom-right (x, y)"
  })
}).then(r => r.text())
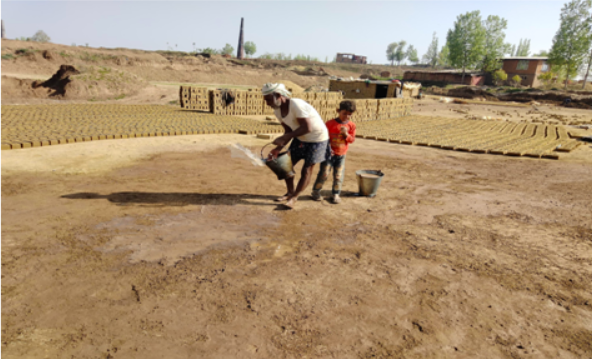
top-left (2, 134), bottom-right (591, 358)
top-left (415, 96), bottom-right (592, 126)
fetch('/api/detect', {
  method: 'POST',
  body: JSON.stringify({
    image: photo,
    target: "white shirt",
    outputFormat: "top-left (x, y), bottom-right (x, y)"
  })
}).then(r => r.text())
top-left (274, 98), bottom-right (329, 143)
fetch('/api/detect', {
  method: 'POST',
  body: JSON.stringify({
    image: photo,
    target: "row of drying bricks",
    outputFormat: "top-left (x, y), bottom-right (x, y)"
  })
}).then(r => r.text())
top-left (1, 127), bottom-right (284, 150)
top-left (356, 118), bottom-right (579, 158)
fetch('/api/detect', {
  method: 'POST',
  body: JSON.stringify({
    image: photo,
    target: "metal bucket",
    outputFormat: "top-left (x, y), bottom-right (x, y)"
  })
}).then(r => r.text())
top-left (356, 170), bottom-right (384, 197)
top-left (261, 143), bottom-right (295, 180)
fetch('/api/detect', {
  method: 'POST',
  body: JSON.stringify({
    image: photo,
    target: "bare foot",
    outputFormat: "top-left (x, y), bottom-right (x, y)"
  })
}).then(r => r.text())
top-left (283, 196), bottom-right (298, 209)
top-left (274, 193), bottom-right (292, 202)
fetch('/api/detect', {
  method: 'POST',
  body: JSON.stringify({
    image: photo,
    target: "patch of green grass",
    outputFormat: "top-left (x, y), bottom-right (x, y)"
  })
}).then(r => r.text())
top-left (505, 88), bottom-right (524, 94)
top-left (15, 48), bottom-right (38, 56)
top-left (2, 54), bottom-right (15, 60)
top-left (114, 94), bottom-right (126, 100)
top-left (59, 51), bottom-right (72, 58)
top-left (168, 100), bottom-right (179, 105)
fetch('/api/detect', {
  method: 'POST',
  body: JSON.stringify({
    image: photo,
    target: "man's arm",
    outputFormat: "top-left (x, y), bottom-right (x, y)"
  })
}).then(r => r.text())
top-left (268, 123), bottom-right (292, 159)
top-left (273, 117), bottom-right (312, 147)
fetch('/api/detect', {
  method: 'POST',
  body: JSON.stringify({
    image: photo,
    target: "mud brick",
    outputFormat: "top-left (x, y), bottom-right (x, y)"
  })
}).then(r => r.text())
top-left (542, 153), bottom-right (559, 160)
top-left (9, 142), bottom-right (22, 149)
top-left (1, 143), bottom-right (11, 150)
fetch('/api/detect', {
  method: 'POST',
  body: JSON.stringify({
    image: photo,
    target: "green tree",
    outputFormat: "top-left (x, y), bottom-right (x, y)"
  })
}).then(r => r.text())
top-left (386, 42), bottom-right (397, 66)
top-left (31, 30), bottom-right (50, 43)
top-left (394, 41), bottom-right (407, 66)
top-left (533, 50), bottom-right (549, 56)
top-left (447, 11), bottom-right (486, 82)
top-left (515, 38), bottom-right (531, 57)
top-left (492, 69), bottom-right (508, 85)
top-left (199, 47), bottom-right (219, 55)
top-left (481, 15), bottom-right (509, 72)
top-left (538, 71), bottom-right (555, 87)
top-left (274, 53), bottom-right (288, 60)
top-left (509, 44), bottom-right (516, 56)
top-left (582, 48), bottom-right (592, 88)
top-left (406, 45), bottom-right (419, 64)
top-left (244, 41), bottom-right (256, 58)
top-left (422, 32), bottom-right (439, 67)
top-left (548, 0), bottom-right (592, 89)
top-left (438, 44), bottom-right (450, 67)
top-left (221, 43), bottom-right (234, 56)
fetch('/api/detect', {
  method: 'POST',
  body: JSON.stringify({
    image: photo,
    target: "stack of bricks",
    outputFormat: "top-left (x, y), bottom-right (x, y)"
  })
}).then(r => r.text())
top-left (295, 91), bottom-right (344, 122)
top-left (179, 86), bottom-right (210, 111)
top-left (180, 86), bottom-right (411, 122)
top-left (346, 98), bottom-right (413, 123)
top-left (376, 98), bottom-right (413, 121)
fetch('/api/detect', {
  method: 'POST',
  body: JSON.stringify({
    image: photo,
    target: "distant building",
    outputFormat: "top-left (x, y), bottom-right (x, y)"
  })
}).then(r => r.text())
top-left (403, 70), bottom-right (485, 86)
top-left (329, 79), bottom-right (401, 99)
top-left (336, 53), bottom-right (367, 64)
top-left (501, 57), bottom-right (549, 87)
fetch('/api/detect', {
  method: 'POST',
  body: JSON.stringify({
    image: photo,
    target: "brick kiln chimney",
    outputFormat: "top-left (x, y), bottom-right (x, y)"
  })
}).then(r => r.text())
top-left (237, 18), bottom-right (245, 60)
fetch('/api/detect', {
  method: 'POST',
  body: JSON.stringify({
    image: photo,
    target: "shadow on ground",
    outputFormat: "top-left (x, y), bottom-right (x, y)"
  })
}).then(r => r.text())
top-left (61, 192), bottom-right (279, 207)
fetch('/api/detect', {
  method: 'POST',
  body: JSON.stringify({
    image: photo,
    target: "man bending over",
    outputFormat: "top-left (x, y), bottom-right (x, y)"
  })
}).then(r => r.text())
top-left (262, 83), bottom-right (330, 209)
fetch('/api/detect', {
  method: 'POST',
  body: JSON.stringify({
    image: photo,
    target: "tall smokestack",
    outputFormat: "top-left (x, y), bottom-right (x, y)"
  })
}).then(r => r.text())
top-left (1, 20), bottom-right (5, 39)
top-left (237, 18), bottom-right (244, 59)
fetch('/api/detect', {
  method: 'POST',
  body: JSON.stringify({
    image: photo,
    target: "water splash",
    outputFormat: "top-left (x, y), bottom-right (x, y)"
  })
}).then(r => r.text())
top-left (229, 143), bottom-right (265, 167)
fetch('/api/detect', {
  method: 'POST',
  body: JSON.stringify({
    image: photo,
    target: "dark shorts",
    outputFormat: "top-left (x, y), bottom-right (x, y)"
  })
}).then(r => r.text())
top-left (289, 138), bottom-right (330, 166)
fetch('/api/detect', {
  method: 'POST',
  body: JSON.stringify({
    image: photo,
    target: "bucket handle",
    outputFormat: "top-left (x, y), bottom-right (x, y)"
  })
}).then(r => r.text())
top-left (261, 143), bottom-right (274, 160)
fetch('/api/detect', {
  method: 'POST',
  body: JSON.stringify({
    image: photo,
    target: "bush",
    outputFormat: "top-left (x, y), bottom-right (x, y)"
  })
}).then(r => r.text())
top-left (511, 75), bottom-right (522, 86)
top-left (492, 69), bottom-right (508, 86)
top-left (31, 30), bottom-right (50, 43)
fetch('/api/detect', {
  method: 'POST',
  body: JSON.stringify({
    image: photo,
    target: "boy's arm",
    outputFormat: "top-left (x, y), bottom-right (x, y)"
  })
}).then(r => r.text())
top-left (346, 123), bottom-right (356, 143)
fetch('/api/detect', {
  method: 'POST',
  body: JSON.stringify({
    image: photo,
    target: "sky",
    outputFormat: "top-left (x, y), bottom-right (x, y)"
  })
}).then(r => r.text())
top-left (1, 1), bottom-right (566, 65)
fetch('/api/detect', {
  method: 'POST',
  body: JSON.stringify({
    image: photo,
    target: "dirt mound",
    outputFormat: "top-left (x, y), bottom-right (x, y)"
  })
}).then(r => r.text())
top-left (1, 76), bottom-right (56, 99)
top-left (277, 80), bottom-right (304, 93)
top-left (32, 64), bottom-right (81, 96)
top-left (447, 86), bottom-right (499, 101)
top-left (499, 91), bottom-right (592, 109)
top-left (2, 64), bottom-right (148, 101)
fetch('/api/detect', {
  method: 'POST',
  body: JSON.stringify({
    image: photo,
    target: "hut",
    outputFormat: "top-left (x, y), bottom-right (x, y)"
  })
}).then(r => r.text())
top-left (329, 79), bottom-right (402, 99)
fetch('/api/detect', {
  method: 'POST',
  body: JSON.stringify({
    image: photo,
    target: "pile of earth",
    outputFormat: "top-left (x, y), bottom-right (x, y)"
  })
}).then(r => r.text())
top-left (498, 91), bottom-right (592, 109)
top-left (426, 85), bottom-right (592, 109)
top-left (1, 64), bottom-right (147, 101)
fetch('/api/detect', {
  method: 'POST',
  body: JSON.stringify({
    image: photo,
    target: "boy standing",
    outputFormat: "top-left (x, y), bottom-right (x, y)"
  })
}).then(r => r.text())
top-left (311, 100), bottom-right (357, 204)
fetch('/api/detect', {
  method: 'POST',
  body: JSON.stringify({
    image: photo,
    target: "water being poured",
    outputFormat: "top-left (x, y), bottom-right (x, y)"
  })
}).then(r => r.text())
top-left (229, 143), bottom-right (265, 167)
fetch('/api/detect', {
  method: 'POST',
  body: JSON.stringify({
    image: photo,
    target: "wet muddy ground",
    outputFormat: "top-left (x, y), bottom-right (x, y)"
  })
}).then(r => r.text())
top-left (2, 136), bottom-right (591, 358)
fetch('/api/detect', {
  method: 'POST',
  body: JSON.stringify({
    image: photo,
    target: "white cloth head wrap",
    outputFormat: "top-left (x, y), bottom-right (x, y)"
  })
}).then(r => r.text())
top-left (261, 83), bottom-right (292, 98)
